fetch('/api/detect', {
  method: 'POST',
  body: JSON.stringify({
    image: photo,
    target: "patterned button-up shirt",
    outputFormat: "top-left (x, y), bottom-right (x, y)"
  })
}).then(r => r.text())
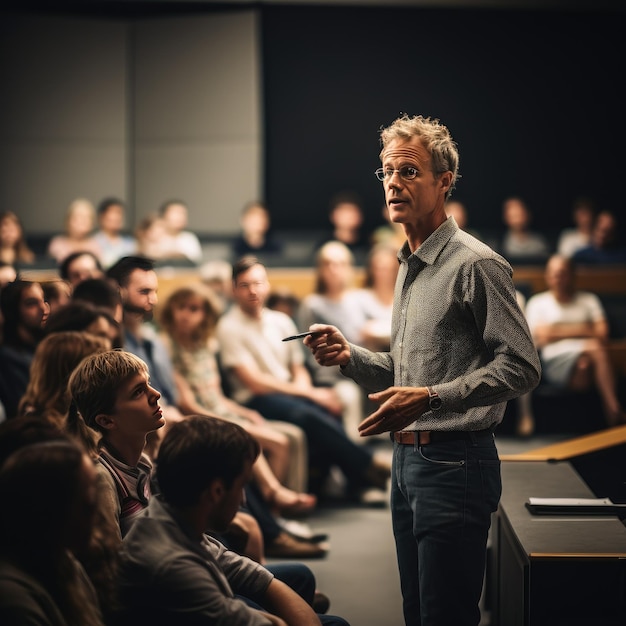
top-left (343, 217), bottom-right (541, 432)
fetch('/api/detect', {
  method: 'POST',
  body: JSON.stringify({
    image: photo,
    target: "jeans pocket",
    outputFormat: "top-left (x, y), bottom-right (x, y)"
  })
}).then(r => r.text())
top-left (478, 458), bottom-right (502, 512)
top-left (417, 443), bottom-right (466, 467)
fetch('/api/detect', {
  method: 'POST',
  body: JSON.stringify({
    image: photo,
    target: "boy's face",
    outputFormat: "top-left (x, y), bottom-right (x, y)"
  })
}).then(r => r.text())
top-left (105, 371), bottom-right (165, 437)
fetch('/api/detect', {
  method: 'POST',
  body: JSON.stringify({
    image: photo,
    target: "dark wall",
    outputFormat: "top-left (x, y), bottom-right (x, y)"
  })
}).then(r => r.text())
top-left (262, 6), bottom-right (625, 238)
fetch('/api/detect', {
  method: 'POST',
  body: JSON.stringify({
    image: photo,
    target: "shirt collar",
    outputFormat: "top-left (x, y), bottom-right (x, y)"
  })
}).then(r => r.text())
top-left (398, 216), bottom-right (458, 266)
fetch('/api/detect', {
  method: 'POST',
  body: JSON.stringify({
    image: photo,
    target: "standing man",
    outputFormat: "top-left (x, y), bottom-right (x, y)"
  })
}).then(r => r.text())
top-left (305, 114), bottom-right (541, 626)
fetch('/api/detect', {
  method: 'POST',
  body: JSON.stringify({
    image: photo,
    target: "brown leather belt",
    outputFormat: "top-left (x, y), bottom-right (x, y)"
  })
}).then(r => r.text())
top-left (393, 428), bottom-right (494, 446)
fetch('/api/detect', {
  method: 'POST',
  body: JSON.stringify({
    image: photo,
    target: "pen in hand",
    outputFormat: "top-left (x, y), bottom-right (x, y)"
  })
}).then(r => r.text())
top-left (281, 331), bottom-right (325, 342)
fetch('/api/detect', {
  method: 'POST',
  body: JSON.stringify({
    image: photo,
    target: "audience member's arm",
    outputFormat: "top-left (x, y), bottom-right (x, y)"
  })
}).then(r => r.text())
top-left (230, 362), bottom-right (342, 415)
top-left (260, 578), bottom-right (322, 626)
top-left (532, 319), bottom-right (609, 347)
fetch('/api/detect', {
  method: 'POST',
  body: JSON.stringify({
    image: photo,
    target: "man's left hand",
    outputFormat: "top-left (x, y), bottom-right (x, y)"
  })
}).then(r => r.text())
top-left (358, 386), bottom-right (430, 437)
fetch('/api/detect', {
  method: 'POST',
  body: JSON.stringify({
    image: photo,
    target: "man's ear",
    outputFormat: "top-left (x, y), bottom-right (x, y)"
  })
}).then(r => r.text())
top-left (94, 414), bottom-right (116, 430)
top-left (439, 171), bottom-right (453, 195)
top-left (204, 478), bottom-right (225, 504)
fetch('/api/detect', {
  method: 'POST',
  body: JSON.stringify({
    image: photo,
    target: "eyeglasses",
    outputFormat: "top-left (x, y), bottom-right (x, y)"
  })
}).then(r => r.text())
top-left (374, 166), bottom-right (419, 182)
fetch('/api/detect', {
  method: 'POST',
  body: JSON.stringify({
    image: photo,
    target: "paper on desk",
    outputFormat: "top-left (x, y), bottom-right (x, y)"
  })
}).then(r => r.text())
top-left (528, 497), bottom-right (615, 506)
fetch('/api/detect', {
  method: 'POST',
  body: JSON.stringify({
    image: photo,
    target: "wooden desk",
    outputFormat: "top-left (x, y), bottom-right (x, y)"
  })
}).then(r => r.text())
top-left (513, 265), bottom-right (626, 296)
top-left (490, 461), bottom-right (626, 625)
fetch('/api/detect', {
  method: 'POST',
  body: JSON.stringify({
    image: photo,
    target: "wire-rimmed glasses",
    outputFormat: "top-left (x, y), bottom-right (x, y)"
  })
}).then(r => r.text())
top-left (374, 166), bottom-right (419, 182)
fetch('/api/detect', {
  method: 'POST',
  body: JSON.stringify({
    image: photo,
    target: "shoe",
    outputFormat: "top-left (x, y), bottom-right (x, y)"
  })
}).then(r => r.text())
top-left (265, 532), bottom-right (329, 559)
top-left (276, 517), bottom-right (329, 543)
top-left (359, 487), bottom-right (388, 508)
top-left (313, 590), bottom-right (330, 614)
top-left (363, 457), bottom-right (391, 491)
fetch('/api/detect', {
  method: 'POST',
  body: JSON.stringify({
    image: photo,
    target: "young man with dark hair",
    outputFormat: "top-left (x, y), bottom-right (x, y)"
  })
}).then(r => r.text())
top-left (117, 415), bottom-right (349, 626)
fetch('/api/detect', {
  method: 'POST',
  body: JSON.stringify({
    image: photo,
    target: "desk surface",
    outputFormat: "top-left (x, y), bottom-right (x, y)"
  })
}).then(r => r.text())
top-left (500, 425), bottom-right (626, 462)
top-left (499, 461), bottom-right (626, 558)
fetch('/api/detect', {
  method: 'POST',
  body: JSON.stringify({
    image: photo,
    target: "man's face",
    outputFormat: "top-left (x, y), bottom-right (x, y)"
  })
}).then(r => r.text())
top-left (67, 254), bottom-right (103, 287)
top-left (121, 269), bottom-right (159, 320)
top-left (381, 137), bottom-right (443, 226)
top-left (233, 264), bottom-right (270, 317)
top-left (19, 283), bottom-right (49, 334)
top-left (209, 460), bottom-right (253, 533)
top-left (104, 371), bottom-right (165, 438)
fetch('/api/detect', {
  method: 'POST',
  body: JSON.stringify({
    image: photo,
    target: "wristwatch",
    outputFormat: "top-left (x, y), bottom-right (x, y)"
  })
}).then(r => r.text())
top-left (427, 387), bottom-right (442, 411)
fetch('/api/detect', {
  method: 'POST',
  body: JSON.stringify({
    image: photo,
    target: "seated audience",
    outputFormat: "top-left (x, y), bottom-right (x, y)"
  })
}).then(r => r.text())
top-left (59, 250), bottom-right (105, 288)
top-left (356, 243), bottom-right (399, 352)
top-left (44, 301), bottom-right (121, 347)
top-left (41, 279), bottom-right (72, 314)
top-left (134, 213), bottom-right (170, 261)
top-left (71, 276), bottom-right (124, 324)
top-left (0, 210), bottom-right (35, 267)
top-left (92, 197), bottom-right (138, 267)
top-left (298, 241), bottom-right (370, 445)
top-left (315, 191), bottom-right (370, 263)
top-left (200, 258), bottom-right (235, 311)
top-left (0, 428), bottom-right (105, 625)
top-left (216, 256), bottom-right (391, 499)
top-left (159, 199), bottom-right (203, 264)
top-left (17, 331), bottom-right (111, 428)
top-left (0, 261), bottom-right (17, 288)
top-left (267, 288), bottom-right (301, 322)
top-left (115, 415), bottom-right (349, 625)
top-left (47, 197), bottom-right (101, 264)
top-left (444, 198), bottom-right (483, 241)
top-left (68, 350), bottom-right (331, 590)
top-left (573, 210), bottom-right (626, 265)
top-left (106, 257), bottom-right (323, 555)
top-left (370, 203), bottom-right (406, 251)
top-left (514, 290), bottom-right (537, 438)
top-left (158, 283), bottom-right (310, 499)
top-left (500, 196), bottom-right (550, 262)
top-left (0, 280), bottom-right (49, 419)
top-left (557, 196), bottom-right (596, 258)
top-left (106, 255), bottom-right (181, 408)
top-left (525, 254), bottom-right (626, 427)
top-left (233, 200), bottom-right (284, 258)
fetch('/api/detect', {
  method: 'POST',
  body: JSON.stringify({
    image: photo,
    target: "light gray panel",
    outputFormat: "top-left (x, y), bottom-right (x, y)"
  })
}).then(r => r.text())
top-left (132, 11), bottom-right (261, 232)
top-left (134, 12), bottom-right (260, 140)
top-left (134, 142), bottom-right (260, 233)
top-left (6, 143), bottom-right (127, 234)
top-left (0, 15), bottom-right (129, 233)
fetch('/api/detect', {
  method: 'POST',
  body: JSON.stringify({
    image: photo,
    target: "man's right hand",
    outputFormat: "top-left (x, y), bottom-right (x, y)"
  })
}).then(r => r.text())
top-left (304, 324), bottom-right (351, 368)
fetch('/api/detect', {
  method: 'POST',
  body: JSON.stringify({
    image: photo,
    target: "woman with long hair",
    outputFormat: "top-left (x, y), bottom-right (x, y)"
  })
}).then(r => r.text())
top-left (18, 331), bottom-right (111, 428)
top-left (158, 283), bottom-right (315, 515)
top-left (0, 210), bottom-right (35, 266)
